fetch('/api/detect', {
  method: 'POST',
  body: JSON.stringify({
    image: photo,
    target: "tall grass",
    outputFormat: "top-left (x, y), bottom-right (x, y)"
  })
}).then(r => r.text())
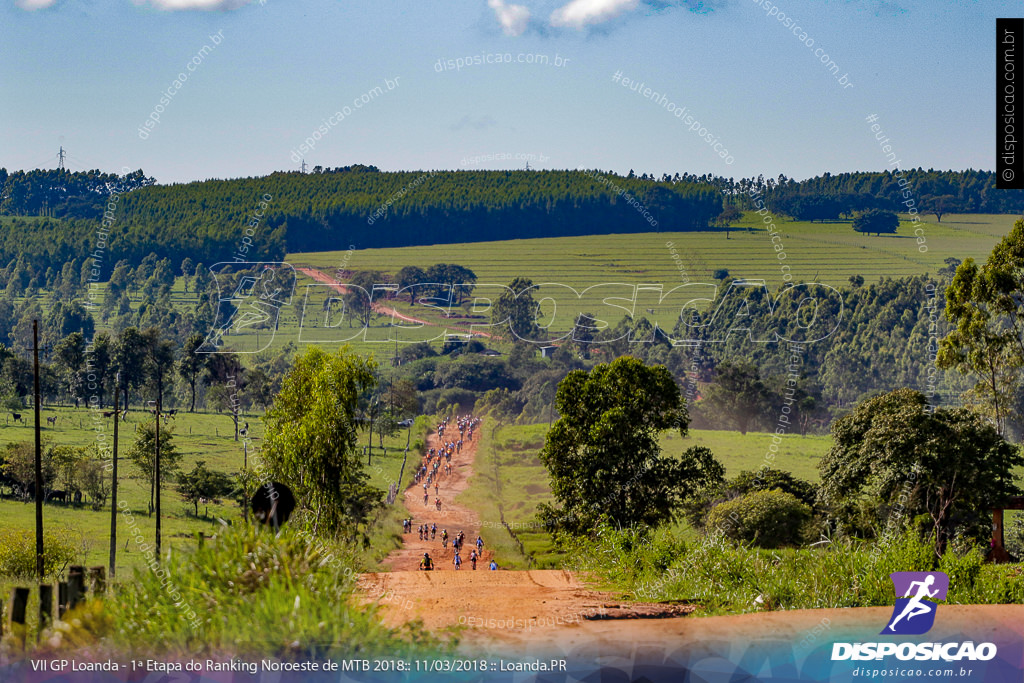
top-left (34, 525), bottom-right (442, 658)
top-left (565, 524), bottom-right (1024, 615)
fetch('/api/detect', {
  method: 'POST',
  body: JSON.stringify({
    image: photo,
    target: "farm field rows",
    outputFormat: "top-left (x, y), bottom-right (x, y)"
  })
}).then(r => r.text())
top-left (233, 212), bottom-right (1010, 357)
top-left (30, 213), bottom-right (1011, 363)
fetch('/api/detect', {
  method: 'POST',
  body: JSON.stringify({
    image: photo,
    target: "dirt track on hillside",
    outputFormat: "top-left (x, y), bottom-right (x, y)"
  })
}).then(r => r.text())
top-left (298, 267), bottom-right (495, 337)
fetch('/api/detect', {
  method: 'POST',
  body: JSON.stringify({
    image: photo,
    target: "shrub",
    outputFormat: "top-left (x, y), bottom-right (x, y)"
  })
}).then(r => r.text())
top-left (1005, 512), bottom-right (1024, 560)
top-left (706, 489), bottom-right (811, 548)
top-left (0, 528), bottom-right (77, 578)
top-left (940, 546), bottom-right (984, 598)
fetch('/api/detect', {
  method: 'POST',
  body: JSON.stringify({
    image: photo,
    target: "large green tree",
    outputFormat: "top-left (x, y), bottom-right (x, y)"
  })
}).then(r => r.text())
top-left (538, 356), bottom-right (724, 533)
top-left (53, 332), bottom-right (86, 404)
top-left (491, 277), bottom-right (541, 342)
top-left (112, 327), bottom-right (149, 410)
top-left (852, 209), bottom-right (899, 236)
top-left (178, 333), bottom-right (205, 412)
top-left (939, 219), bottom-right (1024, 435)
top-left (260, 346), bottom-right (382, 538)
top-left (818, 388), bottom-right (1023, 554)
top-left (700, 360), bottom-right (776, 435)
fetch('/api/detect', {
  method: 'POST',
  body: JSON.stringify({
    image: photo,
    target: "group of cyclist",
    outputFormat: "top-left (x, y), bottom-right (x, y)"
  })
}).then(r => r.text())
top-left (406, 414), bottom-right (495, 572)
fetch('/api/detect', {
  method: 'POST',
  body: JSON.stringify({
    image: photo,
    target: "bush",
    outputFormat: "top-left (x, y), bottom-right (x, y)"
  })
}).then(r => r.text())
top-left (706, 489), bottom-right (811, 548)
top-left (684, 467), bottom-right (818, 531)
top-left (1005, 512), bottom-right (1024, 560)
top-left (940, 546), bottom-right (984, 596)
top-left (567, 524), bottom-right (1014, 615)
top-left (0, 528), bottom-right (77, 578)
top-left (435, 388), bottom-right (477, 414)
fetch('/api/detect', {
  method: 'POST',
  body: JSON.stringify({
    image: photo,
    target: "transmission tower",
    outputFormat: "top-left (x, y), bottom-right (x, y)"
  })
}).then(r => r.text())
top-left (300, 159), bottom-right (308, 174)
top-left (57, 146), bottom-right (66, 170)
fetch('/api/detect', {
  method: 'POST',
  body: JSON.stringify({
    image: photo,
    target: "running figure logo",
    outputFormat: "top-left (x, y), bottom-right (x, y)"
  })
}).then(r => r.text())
top-left (882, 571), bottom-right (949, 635)
top-left (199, 262), bottom-right (296, 354)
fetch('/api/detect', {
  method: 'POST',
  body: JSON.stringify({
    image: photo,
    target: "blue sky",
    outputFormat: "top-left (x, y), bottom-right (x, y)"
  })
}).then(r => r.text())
top-left (0, 0), bottom-right (1008, 183)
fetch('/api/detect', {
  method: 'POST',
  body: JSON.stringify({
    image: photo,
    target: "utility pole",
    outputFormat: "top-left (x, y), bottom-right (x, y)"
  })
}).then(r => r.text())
top-left (109, 372), bottom-right (120, 578)
top-left (33, 321), bottom-right (43, 579)
top-left (155, 374), bottom-right (162, 560)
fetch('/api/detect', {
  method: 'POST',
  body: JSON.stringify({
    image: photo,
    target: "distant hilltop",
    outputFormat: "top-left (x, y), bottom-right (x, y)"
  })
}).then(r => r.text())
top-left (0, 166), bottom-right (1019, 275)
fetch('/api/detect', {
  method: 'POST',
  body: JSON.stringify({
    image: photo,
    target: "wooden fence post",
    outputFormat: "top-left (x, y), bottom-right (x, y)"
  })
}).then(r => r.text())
top-left (8, 587), bottom-right (29, 633)
top-left (39, 584), bottom-right (53, 634)
top-left (68, 566), bottom-right (85, 611)
top-left (58, 581), bottom-right (68, 618)
top-left (89, 566), bottom-right (106, 594)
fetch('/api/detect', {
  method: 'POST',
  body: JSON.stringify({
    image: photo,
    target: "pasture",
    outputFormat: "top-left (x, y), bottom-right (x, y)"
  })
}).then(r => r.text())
top-left (0, 405), bottom-right (418, 577)
top-left (208, 212), bottom-right (1011, 357)
top-left (25, 212), bottom-right (1011, 362)
top-left (460, 422), bottom-right (833, 568)
top-left (294, 213), bottom-right (1012, 289)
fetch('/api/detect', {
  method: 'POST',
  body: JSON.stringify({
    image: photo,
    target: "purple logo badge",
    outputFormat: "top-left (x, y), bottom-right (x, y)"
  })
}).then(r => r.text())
top-left (882, 571), bottom-right (949, 635)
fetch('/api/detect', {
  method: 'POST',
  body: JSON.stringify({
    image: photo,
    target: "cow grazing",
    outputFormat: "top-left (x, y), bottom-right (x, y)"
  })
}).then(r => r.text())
top-left (46, 416), bottom-right (57, 426)
top-left (48, 490), bottom-right (67, 503)
top-left (11, 413), bottom-right (23, 424)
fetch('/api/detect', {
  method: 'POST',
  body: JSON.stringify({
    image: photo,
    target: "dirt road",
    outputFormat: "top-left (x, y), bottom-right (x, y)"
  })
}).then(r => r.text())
top-left (358, 421), bottom-right (1024, 660)
top-left (359, 418), bottom-right (690, 651)
top-left (380, 425), bottom-right (492, 572)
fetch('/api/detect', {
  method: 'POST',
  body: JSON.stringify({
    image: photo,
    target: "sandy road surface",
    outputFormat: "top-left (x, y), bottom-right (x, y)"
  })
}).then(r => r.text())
top-left (359, 568), bottom-right (1023, 657)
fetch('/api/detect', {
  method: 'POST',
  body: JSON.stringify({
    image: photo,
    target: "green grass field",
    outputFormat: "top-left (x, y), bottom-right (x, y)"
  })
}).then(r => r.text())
top-left (0, 405), bottom-right (420, 577)
top-left (41, 211), bottom-right (1013, 362)
top-left (460, 421), bottom-right (833, 568)
top-left (194, 211), bottom-right (1012, 358)
top-left (294, 213), bottom-right (1014, 289)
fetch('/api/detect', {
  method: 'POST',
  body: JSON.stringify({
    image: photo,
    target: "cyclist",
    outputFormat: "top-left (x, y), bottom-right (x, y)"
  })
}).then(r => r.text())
top-left (441, 529), bottom-right (449, 549)
top-left (419, 553), bottom-right (434, 571)
top-left (453, 552), bottom-right (462, 570)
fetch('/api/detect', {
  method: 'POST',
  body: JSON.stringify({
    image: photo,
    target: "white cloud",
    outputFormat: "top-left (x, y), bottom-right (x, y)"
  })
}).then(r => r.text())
top-left (15, 0), bottom-right (59, 10)
top-left (488, 0), bottom-right (530, 36)
top-left (550, 0), bottom-right (640, 29)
